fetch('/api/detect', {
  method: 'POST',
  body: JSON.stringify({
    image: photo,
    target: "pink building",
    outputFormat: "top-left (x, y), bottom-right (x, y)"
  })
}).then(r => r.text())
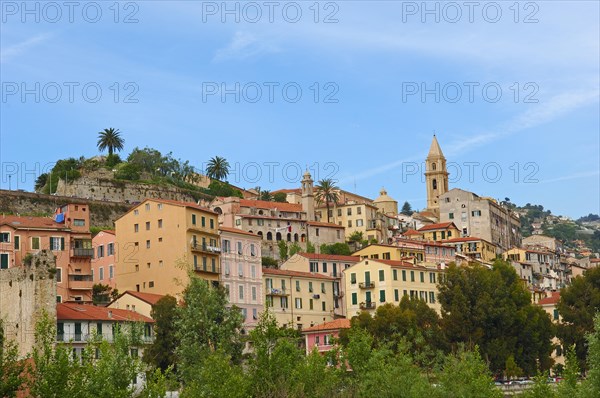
top-left (303, 318), bottom-right (351, 355)
top-left (423, 241), bottom-right (456, 265)
top-left (92, 230), bottom-right (117, 289)
top-left (220, 226), bottom-right (263, 331)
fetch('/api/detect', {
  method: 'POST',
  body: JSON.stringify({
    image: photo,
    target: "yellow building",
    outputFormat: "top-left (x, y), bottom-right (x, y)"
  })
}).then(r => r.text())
top-left (108, 290), bottom-right (166, 318)
top-left (441, 237), bottom-right (497, 263)
top-left (316, 201), bottom-right (387, 243)
top-left (418, 222), bottom-right (460, 242)
top-left (343, 258), bottom-right (442, 316)
top-left (115, 199), bottom-right (221, 297)
top-left (353, 242), bottom-right (425, 262)
top-left (263, 268), bottom-right (336, 330)
top-left (538, 292), bottom-right (564, 371)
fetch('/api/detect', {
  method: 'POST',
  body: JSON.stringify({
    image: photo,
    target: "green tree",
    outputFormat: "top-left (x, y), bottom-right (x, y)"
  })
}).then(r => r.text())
top-left (315, 179), bottom-right (339, 223)
top-left (259, 190), bottom-right (273, 201)
top-left (97, 128), bottom-right (125, 156)
top-left (579, 314), bottom-right (600, 398)
top-left (205, 156), bottom-right (230, 181)
top-left (558, 267), bottom-right (600, 370)
top-left (206, 180), bottom-right (243, 198)
top-left (504, 354), bottom-right (523, 380)
top-left (556, 347), bottom-right (580, 398)
top-left (34, 173), bottom-right (48, 192)
top-left (306, 241), bottom-right (316, 254)
top-left (273, 192), bottom-right (287, 203)
top-left (176, 274), bottom-right (244, 386)
top-left (92, 283), bottom-right (117, 305)
top-left (400, 201), bottom-right (413, 216)
top-left (0, 320), bottom-right (27, 398)
top-left (436, 347), bottom-right (503, 398)
top-left (348, 231), bottom-right (364, 244)
top-left (114, 162), bottom-right (141, 181)
top-left (320, 242), bottom-right (351, 256)
top-left (144, 295), bottom-right (179, 372)
top-left (438, 260), bottom-right (554, 376)
top-left (262, 256), bottom-right (278, 268)
top-left (278, 240), bottom-right (289, 260)
top-left (288, 242), bottom-right (302, 257)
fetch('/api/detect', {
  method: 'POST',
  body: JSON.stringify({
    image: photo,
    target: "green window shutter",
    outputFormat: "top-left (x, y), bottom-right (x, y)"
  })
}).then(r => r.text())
top-left (394, 289), bottom-right (399, 301)
top-left (60, 237), bottom-right (65, 250)
top-left (352, 293), bottom-right (357, 305)
top-left (402, 270), bottom-right (406, 281)
top-left (379, 270), bottom-right (384, 282)
top-left (0, 254), bottom-right (8, 269)
top-left (393, 269), bottom-right (397, 280)
top-left (365, 291), bottom-right (371, 303)
top-left (379, 290), bottom-right (386, 302)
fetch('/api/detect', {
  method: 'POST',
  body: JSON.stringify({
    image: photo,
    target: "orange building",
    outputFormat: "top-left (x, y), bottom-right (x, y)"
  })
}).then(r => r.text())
top-left (92, 230), bottom-right (117, 290)
top-left (0, 204), bottom-right (93, 302)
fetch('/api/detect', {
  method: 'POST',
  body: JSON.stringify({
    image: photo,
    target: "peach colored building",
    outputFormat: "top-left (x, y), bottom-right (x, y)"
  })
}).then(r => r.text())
top-left (108, 290), bottom-right (166, 318)
top-left (220, 227), bottom-right (263, 331)
top-left (92, 230), bottom-right (117, 290)
top-left (303, 318), bottom-right (351, 355)
top-left (115, 199), bottom-right (221, 298)
top-left (0, 204), bottom-right (93, 302)
top-left (418, 222), bottom-right (460, 242)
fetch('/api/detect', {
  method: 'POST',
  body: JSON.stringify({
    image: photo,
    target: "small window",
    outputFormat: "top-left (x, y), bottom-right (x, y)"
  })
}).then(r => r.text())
top-left (73, 219), bottom-right (85, 226)
top-left (379, 270), bottom-right (385, 282)
top-left (192, 214), bottom-right (196, 225)
top-left (351, 293), bottom-right (357, 305)
top-left (31, 237), bottom-right (40, 250)
top-left (134, 224), bottom-right (139, 232)
top-left (149, 281), bottom-right (154, 288)
top-left (158, 219), bottom-right (163, 228)
top-left (146, 221), bottom-right (150, 230)
top-left (14, 236), bottom-right (20, 250)
top-left (145, 203), bottom-right (150, 211)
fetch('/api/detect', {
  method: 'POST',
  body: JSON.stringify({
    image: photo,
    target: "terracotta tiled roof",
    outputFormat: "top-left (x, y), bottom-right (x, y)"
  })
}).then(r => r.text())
top-left (240, 199), bottom-right (303, 212)
top-left (0, 215), bottom-right (68, 230)
top-left (418, 222), bottom-right (457, 232)
top-left (591, 258), bottom-right (600, 263)
top-left (403, 229), bottom-right (421, 236)
top-left (219, 226), bottom-right (260, 237)
top-left (442, 237), bottom-right (489, 244)
top-left (101, 230), bottom-right (115, 235)
top-left (417, 211), bottom-right (437, 218)
top-left (148, 198), bottom-right (217, 214)
top-left (306, 221), bottom-right (345, 229)
top-left (272, 189), bottom-right (301, 194)
top-left (297, 253), bottom-right (360, 262)
top-left (57, 303), bottom-right (154, 322)
top-left (375, 259), bottom-right (420, 268)
top-left (262, 267), bottom-right (335, 280)
top-left (121, 290), bottom-right (166, 306)
top-left (538, 292), bottom-right (560, 306)
top-left (303, 318), bottom-right (351, 333)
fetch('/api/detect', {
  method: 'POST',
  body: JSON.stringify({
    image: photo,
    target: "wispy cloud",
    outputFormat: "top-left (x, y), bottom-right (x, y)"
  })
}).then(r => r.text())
top-left (1, 33), bottom-right (51, 64)
top-left (213, 31), bottom-right (279, 61)
top-left (540, 170), bottom-right (600, 184)
top-left (346, 88), bottom-right (599, 184)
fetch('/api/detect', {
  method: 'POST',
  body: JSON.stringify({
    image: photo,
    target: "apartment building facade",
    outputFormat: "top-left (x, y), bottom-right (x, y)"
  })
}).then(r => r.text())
top-left (0, 204), bottom-right (93, 302)
top-left (263, 267), bottom-right (336, 330)
top-left (115, 199), bottom-right (221, 297)
top-left (220, 227), bottom-right (263, 331)
top-left (343, 258), bottom-right (442, 317)
top-left (439, 188), bottom-right (521, 252)
top-left (92, 230), bottom-right (117, 289)
top-left (280, 252), bottom-right (360, 317)
top-left (441, 237), bottom-right (498, 263)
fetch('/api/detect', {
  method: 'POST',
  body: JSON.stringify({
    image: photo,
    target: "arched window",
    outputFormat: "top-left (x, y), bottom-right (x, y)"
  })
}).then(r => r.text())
top-left (266, 232), bottom-right (273, 241)
top-left (287, 233), bottom-right (291, 242)
top-left (257, 231), bottom-right (263, 239)
top-left (432, 179), bottom-right (437, 190)
top-left (248, 230), bottom-right (253, 234)
top-left (213, 207), bottom-right (223, 215)
top-left (294, 233), bottom-right (299, 242)
top-left (276, 232), bottom-right (282, 241)
top-left (431, 162), bottom-right (436, 170)
top-left (301, 234), bottom-right (306, 242)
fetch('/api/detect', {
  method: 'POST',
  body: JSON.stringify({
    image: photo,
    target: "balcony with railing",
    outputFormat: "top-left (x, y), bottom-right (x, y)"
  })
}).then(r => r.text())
top-left (193, 264), bottom-right (220, 274)
top-left (359, 301), bottom-right (376, 310)
top-left (358, 281), bottom-right (374, 289)
top-left (68, 274), bottom-right (93, 290)
top-left (266, 287), bottom-right (289, 296)
top-left (190, 242), bottom-right (221, 254)
top-left (71, 248), bottom-right (94, 258)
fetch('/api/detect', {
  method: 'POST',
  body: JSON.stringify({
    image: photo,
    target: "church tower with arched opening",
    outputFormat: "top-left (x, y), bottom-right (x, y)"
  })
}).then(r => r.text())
top-left (425, 135), bottom-right (449, 215)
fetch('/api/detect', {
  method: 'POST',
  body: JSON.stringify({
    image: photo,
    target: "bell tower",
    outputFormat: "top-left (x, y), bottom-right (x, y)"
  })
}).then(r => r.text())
top-left (301, 170), bottom-right (315, 221)
top-left (425, 135), bottom-right (449, 215)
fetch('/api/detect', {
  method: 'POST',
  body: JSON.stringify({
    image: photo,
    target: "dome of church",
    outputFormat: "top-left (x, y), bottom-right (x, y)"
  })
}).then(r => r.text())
top-left (374, 188), bottom-right (398, 215)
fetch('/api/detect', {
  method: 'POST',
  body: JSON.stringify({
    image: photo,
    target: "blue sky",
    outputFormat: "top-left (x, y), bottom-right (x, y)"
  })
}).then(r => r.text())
top-left (1, 1), bottom-right (599, 218)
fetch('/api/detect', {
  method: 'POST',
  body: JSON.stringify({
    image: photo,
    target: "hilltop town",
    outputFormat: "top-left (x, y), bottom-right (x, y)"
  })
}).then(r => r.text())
top-left (2, 134), bottom-right (600, 396)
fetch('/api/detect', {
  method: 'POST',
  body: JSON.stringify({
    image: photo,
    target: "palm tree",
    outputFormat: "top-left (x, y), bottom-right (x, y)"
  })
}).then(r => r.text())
top-left (206, 156), bottom-right (230, 181)
top-left (315, 178), bottom-right (340, 223)
top-left (260, 190), bottom-right (272, 201)
top-left (97, 128), bottom-right (125, 156)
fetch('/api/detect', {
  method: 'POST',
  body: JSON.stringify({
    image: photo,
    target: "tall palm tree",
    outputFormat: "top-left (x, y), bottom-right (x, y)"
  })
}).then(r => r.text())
top-left (97, 128), bottom-right (125, 156)
top-left (206, 156), bottom-right (230, 181)
top-left (315, 178), bottom-right (340, 223)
